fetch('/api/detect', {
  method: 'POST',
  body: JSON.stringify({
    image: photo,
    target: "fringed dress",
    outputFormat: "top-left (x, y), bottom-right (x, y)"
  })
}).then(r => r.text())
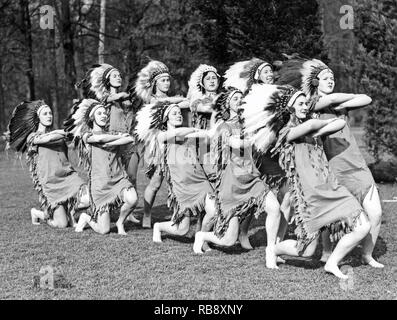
top-left (87, 132), bottom-right (133, 220)
top-left (26, 132), bottom-right (86, 218)
top-left (107, 100), bottom-right (139, 182)
top-left (318, 107), bottom-right (376, 204)
top-left (161, 137), bottom-right (214, 226)
top-left (272, 118), bottom-right (366, 253)
top-left (213, 118), bottom-right (270, 238)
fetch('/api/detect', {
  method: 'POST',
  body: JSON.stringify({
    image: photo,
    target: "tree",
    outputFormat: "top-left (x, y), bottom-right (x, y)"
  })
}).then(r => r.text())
top-left (98, 0), bottom-right (106, 63)
top-left (349, 0), bottom-right (397, 161)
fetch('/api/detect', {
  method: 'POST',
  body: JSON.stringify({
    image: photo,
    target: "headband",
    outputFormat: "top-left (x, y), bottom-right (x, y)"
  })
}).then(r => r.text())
top-left (254, 63), bottom-right (272, 80)
top-left (287, 90), bottom-right (305, 108)
top-left (36, 104), bottom-right (50, 116)
top-left (162, 104), bottom-right (179, 122)
top-left (89, 103), bottom-right (104, 119)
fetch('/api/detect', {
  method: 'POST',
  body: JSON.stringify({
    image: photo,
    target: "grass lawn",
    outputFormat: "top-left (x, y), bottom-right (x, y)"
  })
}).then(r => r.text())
top-left (0, 146), bottom-right (396, 300)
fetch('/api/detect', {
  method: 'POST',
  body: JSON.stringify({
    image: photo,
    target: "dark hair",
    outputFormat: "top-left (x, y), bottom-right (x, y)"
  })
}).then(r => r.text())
top-left (200, 71), bottom-right (221, 94)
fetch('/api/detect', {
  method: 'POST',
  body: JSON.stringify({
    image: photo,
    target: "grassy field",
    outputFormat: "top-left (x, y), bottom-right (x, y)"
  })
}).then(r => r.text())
top-left (0, 132), bottom-right (396, 300)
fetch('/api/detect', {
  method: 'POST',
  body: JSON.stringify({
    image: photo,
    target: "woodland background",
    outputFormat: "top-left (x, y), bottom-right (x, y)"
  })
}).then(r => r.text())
top-left (0, 0), bottom-right (396, 163)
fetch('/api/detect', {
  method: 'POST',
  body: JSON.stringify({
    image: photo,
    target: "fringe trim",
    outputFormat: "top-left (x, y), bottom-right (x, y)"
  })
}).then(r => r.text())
top-left (26, 140), bottom-right (84, 219)
top-left (162, 143), bottom-right (206, 226)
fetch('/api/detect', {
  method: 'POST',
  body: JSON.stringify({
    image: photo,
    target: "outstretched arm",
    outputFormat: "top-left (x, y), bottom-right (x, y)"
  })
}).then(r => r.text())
top-left (313, 93), bottom-right (356, 111)
top-left (86, 133), bottom-right (123, 144)
top-left (32, 130), bottom-right (66, 145)
top-left (311, 118), bottom-right (346, 137)
top-left (286, 118), bottom-right (340, 142)
top-left (157, 127), bottom-right (198, 143)
top-left (103, 135), bottom-right (135, 147)
top-left (333, 94), bottom-right (372, 111)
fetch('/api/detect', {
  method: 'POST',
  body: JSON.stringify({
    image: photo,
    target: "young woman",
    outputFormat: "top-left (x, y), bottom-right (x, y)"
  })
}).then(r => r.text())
top-left (277, 58), bottom-right (383, 268)
top-left (7, 101), bottom-right (89, 228)
top-left (135, 101), bottom-right (215, 243)
top-left (191, 88), bottom-right (282, 268)
top-left (244, 84), bottom-right (370, 279)
top-left (225, 58), bottom-right (290, 246)
top-left (66, 99), bottom-right (138, 235)
top-left (187, 64), bottom-right (222, 130)
top-left (135, 60), bottom-right (189, 228)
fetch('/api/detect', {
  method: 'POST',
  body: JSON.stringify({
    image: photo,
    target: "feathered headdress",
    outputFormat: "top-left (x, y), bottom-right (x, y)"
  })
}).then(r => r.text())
top-left (135, 100), bottom-right (179, 178)
top-left (187, 64), bottom-right (220, 102)
top-left (134, 60), bottom-right (170, 103)
top-left (8, 100), bottom-right (51, 153)
top-left (64, 99), bottom-right (104, 139)
top-left (277, 58), bottom-right (333, 99)
top-left (241, 84), bottom-right (304, 154)
top-left (77, 64), bottom-right (119, 101)
top-left (223, 58), bottom-right (272, 94)
top-left (213, 87), bottom-right (242, 122)
top-left (63, 99), bottom-right (104, 169)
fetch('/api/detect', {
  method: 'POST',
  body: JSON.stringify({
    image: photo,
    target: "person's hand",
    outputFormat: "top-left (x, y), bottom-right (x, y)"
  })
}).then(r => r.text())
top-left (121, 133), bottom-right (130, 138)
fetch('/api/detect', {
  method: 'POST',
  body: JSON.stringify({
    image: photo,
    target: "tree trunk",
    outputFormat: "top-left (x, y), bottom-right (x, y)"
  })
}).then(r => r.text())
top-left (0, 56), bottom-right (5, 133)
top-left (20, 0), bottom-right (35, 100)
top-left (61, 0), bottom-right (78, 102)
top-left (98, 0), bottom-right (107, 63)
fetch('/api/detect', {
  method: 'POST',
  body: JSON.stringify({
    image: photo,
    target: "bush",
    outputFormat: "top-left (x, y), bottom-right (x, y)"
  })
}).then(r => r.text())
top-left (368, 159), bottom-right (397, 183)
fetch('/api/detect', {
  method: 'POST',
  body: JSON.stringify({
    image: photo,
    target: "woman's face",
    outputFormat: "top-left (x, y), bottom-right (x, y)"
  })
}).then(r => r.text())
top-left (109, 70), bottom-right (122, 88)
top-left (167, 106), bottom-right (183, 127)
top-left (94, 106), bottom-right (108, 127)
top-left (259, 66), bottom-right (274, 84)
top-left (229, 92), bottom-right (243, 113)
top-left (318, 70), bottom-right (335, 95)
top-left (202, 72), bottom-right (219, 93)
top-left (292, 95), bottom-right (309, 119)
top-left (38, 106), bottom-right (53, 127)
top-left (156, 76), bottom-right (170, 93)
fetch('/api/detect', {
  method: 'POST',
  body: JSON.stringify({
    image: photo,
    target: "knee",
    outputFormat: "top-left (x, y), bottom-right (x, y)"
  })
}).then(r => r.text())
top-left (177, 218), bottom-right (190, 235)
top-left (147, 178), bottom-right (162, 193)
top-left (98, 226), bottom-right (110, 235)
top-left (124, 189), bottom-right (138, 208)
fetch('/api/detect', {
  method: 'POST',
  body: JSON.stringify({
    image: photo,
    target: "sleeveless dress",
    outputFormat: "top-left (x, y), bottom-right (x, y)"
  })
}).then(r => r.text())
top-left (272, 118), bottom-right (366, 253)
top-left (318, 107), bottom-right (376, 204)
top-left (87, 132), bottom-right (133, 220)
top-left (162, 137), bottom-right (214, 225)
top-left (213, 119), bottom-right (270, 238)
top-left (107, 100), bottom-right (139, 180)
top-left (27, 132), bottom-right (86, 218)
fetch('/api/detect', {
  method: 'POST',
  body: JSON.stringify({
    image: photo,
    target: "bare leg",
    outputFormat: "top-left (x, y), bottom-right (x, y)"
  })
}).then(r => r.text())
top-left (143, 170), bottom-right (164, 228)
top-left (264, 191), bottom-right (281, 269)
top-left (361, 186), bottom-right (384, 268)
top-left (76, 210), bottom-right (111, 235)
top-left (47, 206), bottom-right (69, 229)
top-left (275, 236), bottom-right (319, 258)
top-left (239, 215), bottom-right (253, 250)
top-left (276, 191), bottom-right (291, 243)
top-left (193, 217), bottom-right (239, 254)
top-left (153, 216), bottom-right (190, 243)
top-left (324, 212), bottom-right (371, 279)
top-left (320, 229), bottom-right (332, 263)
top-left (117, 188), bottom-right (138, 235)
top-left (201, 194), bottom-right (216, 252)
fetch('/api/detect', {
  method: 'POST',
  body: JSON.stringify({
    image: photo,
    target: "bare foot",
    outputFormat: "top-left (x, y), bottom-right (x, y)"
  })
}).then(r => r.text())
top-left (152, 223), bottom-right (162, 243)
top-left (239, 233), bottom-right (253, 250)
top-left (320, 252), bottom-right (331, 263)
top-left (31, 208), bottom-right (41, 225)
top-left (75, 212), bottom-right (90, 232)
top-left (142, 213), bottom-right (152, 229)
top-left (193, 232), bottom-right (204, 254)
top-left (362, 256), bottom-right (384, 268)
top-left (266, 246), bottom-right (279, 269)
top-left (127, 215), bottom-right (140, 224)
top-left (324, 261), bottom-right (349, 279)
top-left (276, 256), bottom-right (286, 264)
top-left (116, 221), bottom-right (127, 236)
top-left (202, 241), bottom-right (211, 252)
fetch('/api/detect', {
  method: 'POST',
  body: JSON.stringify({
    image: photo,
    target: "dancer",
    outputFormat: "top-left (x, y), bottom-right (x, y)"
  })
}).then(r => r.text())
top-left (192, 88), bottom-right (281, 268)
top-left (76, 63), bottom-right (141, 224)
top-left (278, 58), bottom-right (383, 268)
top-left (65, 99), bottom-right (138, 235)
top-left (187, 64), bottom-right (222, 130)
top-left (224, 58), bottom-right (274, 94)
top-left (224, 58), bottom-right (290, 245)
top-left (135, 60), bottom-right (189, 228)
top-left (135, 101), bottom-right (215, 243)
top-left (244, 84), bottom-right (370, 279)
top-left (7, 101), bottom-right (89, 228)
